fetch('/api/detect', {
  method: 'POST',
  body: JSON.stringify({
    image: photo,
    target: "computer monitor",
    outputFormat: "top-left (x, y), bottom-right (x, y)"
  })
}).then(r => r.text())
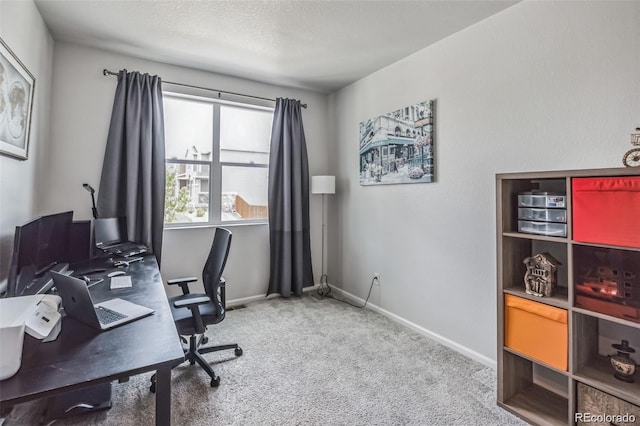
top-left (7, 218), bottom-right (39, 296)
top-left (65, 220), bottom-right (93, 264)
top-left (36, 211), bottom-right (73, 275)
top-left (7, 211), bottom-right (74, 297)
top-left (93, 217), bottom-right (126, 249)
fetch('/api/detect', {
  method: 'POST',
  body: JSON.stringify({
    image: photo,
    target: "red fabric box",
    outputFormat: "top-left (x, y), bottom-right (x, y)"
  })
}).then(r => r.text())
top-left (572, 177), bottom-right (640, 248)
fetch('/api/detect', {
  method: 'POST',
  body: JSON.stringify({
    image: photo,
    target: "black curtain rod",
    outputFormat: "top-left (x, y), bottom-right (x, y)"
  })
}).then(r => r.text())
top-left (102, 69), bottom-right (307, 109)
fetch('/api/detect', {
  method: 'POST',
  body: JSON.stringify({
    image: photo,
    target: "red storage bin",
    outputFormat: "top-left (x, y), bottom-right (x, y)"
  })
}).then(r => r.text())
top-left (572, 177), bottom-right (640, 248)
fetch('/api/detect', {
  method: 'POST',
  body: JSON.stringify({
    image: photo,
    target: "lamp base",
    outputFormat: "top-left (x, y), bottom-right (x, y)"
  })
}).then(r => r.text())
top-left (314, 274), bottom-right (331, 298)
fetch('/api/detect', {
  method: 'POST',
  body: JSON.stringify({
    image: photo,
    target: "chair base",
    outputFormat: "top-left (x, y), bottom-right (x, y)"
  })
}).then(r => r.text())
top-left (150, 334), bottom-right (242, 392)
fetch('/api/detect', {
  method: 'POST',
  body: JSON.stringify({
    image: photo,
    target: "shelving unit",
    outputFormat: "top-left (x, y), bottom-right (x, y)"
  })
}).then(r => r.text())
top-left (496, 167), bottom-right (640, 425)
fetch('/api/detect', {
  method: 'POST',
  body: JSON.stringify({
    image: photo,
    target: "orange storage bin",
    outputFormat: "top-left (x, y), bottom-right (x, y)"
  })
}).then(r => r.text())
top-left (504, 294), bottom-right (568, 371)
top-left (572, 177), bottom-right (640, 248)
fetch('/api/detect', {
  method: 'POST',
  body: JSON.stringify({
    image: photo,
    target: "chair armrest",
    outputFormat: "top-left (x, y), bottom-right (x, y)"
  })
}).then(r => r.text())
top-left (173, 296), bottom-right (210, 309)
top-left (168, 277), bottom-right (198, 285)
top-left (167, 276), bottom-right (198, 295)
top-left (173, 295), bottom-right (210, 334)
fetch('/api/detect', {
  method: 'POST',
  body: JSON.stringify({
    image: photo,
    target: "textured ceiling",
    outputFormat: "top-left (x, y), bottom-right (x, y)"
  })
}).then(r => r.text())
top-left (34, 0), bottom-right (517, 93)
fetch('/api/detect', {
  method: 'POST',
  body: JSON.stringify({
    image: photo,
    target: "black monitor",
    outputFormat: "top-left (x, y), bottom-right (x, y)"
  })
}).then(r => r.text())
top-left (14, 217), bottom-right (39, 270)
top-left (36, 211), bottom-right (73, 275)
top-left (65, 220), bottom-right (93, 264)
top-left (94, 217), bottom-right (126, 248)
top-left (7, 211), bottom-right (74, 297)
top-left (7, 218), bottom-right (39, 296)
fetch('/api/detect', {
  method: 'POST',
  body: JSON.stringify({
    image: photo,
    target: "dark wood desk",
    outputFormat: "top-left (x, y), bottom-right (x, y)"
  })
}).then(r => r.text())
top-left (0, 255), bottom-right (185, 425)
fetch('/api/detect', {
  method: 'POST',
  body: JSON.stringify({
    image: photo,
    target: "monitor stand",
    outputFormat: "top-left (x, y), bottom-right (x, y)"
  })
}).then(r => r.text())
top-left (16, 263), bottom-right (70, 297)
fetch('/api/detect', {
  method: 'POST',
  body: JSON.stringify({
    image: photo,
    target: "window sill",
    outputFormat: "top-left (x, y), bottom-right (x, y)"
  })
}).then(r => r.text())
top-left (164, 221), bottom-right (268, 231)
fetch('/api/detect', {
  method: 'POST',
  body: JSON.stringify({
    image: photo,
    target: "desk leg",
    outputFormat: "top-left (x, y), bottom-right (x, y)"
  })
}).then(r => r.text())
top-left (155, 367), bottom-right (171, 426)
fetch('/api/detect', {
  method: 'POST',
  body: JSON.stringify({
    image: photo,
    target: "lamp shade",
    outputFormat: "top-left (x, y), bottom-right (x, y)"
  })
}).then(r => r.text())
top-left (311, 175), bottom-right (335, 194)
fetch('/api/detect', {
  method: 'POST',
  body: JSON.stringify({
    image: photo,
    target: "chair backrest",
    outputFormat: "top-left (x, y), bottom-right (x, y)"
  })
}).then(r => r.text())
top-left (202, 227), bottom-right (232, 305)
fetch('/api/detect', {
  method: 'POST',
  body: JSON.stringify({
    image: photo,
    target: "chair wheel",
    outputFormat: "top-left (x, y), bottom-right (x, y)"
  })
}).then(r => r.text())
top-left (211, 376), bottom-right (220, 387)
top-left (150, 383), bottom-right (156, 393)
top-left (201, 336), bottom-right (209, 344)
top-left (235, 347), bottom-right (243, 356)
top-left (189, 359), bottom-right (196, 365)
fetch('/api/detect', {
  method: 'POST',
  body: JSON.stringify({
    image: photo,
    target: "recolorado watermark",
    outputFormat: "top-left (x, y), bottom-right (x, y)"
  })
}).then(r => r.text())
top-left (575, 412), bottom-right (636, 423)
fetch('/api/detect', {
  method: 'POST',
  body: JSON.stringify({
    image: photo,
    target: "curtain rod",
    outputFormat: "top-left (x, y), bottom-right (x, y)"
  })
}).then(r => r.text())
top-left (102, 69), bottom-right (307, 109)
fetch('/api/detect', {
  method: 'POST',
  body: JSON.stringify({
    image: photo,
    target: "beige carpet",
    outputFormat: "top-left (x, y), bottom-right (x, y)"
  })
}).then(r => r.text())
top-left (4, 294), bottom-right (524, 425)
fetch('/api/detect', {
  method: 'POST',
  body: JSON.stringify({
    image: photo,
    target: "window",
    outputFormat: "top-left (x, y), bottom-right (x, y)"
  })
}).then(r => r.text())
top-left (163, 93), bottom-right (273, 226)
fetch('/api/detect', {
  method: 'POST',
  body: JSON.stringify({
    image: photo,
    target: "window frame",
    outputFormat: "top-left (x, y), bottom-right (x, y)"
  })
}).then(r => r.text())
top-left (163, 90), bottom-right (273, 229)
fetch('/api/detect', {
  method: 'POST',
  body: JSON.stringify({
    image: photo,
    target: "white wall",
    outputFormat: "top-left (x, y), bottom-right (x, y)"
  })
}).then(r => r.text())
top-left (0, 0), bottom-right (54, 292)
top-left (42, 42), bottom-right (329, 299)
top-left (328, 1), bottom-right (640, 364)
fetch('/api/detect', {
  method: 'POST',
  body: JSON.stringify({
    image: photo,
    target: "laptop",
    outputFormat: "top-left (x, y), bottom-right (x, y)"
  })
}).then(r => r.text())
top-left (50, 271), bottom-right (154, 331)
top-left (93, 217), bottom-right (148, 257)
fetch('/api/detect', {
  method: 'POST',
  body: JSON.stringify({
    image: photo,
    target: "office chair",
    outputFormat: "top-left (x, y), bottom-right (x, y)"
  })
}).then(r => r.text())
top-left (150, 227), bottom-right (242, 391)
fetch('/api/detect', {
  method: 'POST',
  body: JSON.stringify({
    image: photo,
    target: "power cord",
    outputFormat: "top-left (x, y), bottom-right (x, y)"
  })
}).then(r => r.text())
top-left (79, 276), bottom-right (104, 288)
top-left (87, 278), bottom-right (104, 288)
top-left (314, 275), bottom-right (378, 309)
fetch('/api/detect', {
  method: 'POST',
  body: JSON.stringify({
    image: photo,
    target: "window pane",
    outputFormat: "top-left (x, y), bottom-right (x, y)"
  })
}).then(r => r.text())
top-left (220, 106), bottom-right (272, 163)
top-left (221, 166), bottom-right (268, 221)
top-left (165, 163), bottom-right (210, 224)
top-left (220, 150), bottom-right (269, 164)
top-left (164, 96), bottom-right (213, 159)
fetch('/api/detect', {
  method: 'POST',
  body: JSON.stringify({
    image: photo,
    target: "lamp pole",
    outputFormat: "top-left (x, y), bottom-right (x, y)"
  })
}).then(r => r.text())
top-left (311, 175), bottom-right (335, 297)
top-left (320, 193), bottom-right (327, 286)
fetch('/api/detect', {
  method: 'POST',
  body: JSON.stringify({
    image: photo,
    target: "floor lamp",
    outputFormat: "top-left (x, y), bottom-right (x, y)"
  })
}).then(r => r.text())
top-left (311, 175), bottom-right (335, 297)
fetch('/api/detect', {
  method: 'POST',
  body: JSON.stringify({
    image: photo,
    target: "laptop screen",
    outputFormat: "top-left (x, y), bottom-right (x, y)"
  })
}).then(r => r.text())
top-left (94, 217), bottom-right (126, 248)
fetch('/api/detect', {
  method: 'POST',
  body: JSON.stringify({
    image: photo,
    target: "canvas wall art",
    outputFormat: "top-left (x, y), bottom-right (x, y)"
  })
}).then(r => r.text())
top-left (0, 38), bottom-right (35, 160)
top-left (359, 99), bottom-right (435, 186)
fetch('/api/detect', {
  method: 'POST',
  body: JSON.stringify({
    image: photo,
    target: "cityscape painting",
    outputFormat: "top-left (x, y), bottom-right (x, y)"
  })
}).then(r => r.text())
top-left (359, 99), bottom-right (435, 186)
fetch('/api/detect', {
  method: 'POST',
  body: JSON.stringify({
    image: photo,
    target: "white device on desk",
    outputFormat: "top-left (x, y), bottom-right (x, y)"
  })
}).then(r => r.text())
top-left (26, 295), bottom-right (62, 340)
top-left (0, 294), bottom-right (62, 380)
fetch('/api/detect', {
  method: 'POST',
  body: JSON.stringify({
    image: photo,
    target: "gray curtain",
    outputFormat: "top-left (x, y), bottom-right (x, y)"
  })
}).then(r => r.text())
top-left (267, 98), bottom-right (313, 297)
top-left (97, 70), bottom-right (166, 264)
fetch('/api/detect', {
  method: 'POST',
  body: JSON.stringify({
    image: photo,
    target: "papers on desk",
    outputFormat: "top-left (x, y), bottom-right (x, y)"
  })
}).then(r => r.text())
top-left (110, 276), bottom-right (132, 290)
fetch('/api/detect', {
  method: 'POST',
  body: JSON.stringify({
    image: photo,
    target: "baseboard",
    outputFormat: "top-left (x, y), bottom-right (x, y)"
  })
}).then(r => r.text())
top-left (227, 284), bottom-right (321, 307)
top-left (328, 285), bottom-right (497, 369)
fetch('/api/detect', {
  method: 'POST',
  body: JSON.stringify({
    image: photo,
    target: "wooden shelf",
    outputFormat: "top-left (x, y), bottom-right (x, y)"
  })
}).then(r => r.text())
top-left (503, 286), bottom-right (568, 309)
top-left (574, 356), bottom-right (640, 407)
top-left (503, 347), bottom-right (569, 375)
top-left (573, 307), bottom-right (640, 328)
top-left (497, 168), bottom-right (640, 425)
top-left (572, 240), bottom-right (640, 253)
top-left (503, 231), bottom-right (569, 243)
top-left (500, 384), bottom-right (568, 426)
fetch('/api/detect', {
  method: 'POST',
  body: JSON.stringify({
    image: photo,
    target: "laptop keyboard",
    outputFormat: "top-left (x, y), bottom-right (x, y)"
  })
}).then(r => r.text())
top-left (95, 306), bottom-right (127, 325)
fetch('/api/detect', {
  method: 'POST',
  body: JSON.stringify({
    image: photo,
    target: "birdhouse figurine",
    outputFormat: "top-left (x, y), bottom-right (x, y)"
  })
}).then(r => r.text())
top-left (523, 252), bottom-right (561, 297)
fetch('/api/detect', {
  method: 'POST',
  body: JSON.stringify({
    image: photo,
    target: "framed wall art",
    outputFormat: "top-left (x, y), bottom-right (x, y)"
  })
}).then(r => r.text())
top-left (0, 37), bottom-right (35, 160)
top-left (359, 99), bottom-right (435, 186)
